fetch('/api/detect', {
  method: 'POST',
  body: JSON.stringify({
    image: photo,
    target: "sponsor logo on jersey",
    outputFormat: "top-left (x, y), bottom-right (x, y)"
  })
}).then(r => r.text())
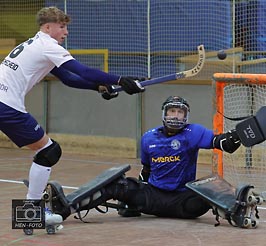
top-left (0, 83), bottom-right (8, 92)
top-left (2, 59), bottom-right (19, 71)
top-left (191, 176), bottom-right (217, 186)
top-left (149, 144), bottom-right (156, 148)
top-left (151, 155), bottom-right (180, 163)
top-left (171, 139), bottom-right (180, 150)
top-left (34, 124), bottom-right (41, 131)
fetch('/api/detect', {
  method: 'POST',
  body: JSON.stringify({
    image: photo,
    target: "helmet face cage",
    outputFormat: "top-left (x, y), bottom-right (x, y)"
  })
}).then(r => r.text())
top-left (161, 96), bottom-right (190, 130)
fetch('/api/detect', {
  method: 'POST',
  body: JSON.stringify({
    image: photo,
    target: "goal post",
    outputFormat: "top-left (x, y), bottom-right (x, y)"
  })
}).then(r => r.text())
top-left (213, 73), bottom-right (266, 198)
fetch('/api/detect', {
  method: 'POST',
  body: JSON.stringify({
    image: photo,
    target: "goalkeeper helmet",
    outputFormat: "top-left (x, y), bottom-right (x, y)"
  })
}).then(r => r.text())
top-left (162, 96), bottom-right (190, 131)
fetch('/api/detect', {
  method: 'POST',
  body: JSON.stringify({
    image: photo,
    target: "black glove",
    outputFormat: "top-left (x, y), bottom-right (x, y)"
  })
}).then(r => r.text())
top-left (118, 76), bottom-right (145, 95)
top-left (213, 129), bottom-right (241, 153)
top-left (98, 85), bottom-right (119, 100)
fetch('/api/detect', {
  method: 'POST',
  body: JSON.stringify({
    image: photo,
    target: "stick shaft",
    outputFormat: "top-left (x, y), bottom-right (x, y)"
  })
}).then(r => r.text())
top-left (113, 44), bottom-right (205, 93)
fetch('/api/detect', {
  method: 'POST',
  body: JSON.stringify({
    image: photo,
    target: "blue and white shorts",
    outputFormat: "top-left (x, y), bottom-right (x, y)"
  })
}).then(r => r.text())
top-left (0, 102), bottom-right (44, 147)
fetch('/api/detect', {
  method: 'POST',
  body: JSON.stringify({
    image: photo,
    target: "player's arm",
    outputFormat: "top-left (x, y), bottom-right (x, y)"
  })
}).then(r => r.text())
top-left (51, 67), bottom-right (119, 100)
top-left (60, 60), bottom-right (145, 95)
top-left (139, 134), bottom-right (151, 182)
top-left (138, 164), bottom-right (150, 182)
top-left (51, 66), bottom-right (98, 90)
top-left (213, 129), bottom-right (241, 153)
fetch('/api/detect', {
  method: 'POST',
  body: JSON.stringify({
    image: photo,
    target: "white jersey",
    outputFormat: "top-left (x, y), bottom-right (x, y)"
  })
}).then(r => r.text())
top-left (0, 31), bottom-right (74, 113)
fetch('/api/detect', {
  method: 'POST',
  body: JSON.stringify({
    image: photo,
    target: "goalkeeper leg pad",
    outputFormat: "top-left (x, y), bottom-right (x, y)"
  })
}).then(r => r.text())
top-left (186, 174), bottom-right (263, 228)
top-left (44, 164), bottom-right (131, 221)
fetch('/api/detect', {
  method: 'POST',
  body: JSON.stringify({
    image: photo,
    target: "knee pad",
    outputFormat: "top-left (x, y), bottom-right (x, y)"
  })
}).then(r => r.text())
top-left (34, 139), bottom-right (62, 167)
top-left (113, 177), bottom-right (141, 196)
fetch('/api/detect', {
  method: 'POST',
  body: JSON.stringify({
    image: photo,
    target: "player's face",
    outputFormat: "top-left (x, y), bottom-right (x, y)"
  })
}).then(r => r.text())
top-left (166, 107), bottom-right (185, 121)
top-left (43, 22), bottom-right (69, 44)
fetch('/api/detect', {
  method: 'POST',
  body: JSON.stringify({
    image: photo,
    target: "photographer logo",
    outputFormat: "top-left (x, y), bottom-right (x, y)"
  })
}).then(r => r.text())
top-left (12, 199), bottom-right (45, 229)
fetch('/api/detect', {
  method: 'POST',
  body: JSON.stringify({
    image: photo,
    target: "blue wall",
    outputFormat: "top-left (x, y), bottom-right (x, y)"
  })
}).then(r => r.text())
top-left (46, 0), bottom-right (232, 77)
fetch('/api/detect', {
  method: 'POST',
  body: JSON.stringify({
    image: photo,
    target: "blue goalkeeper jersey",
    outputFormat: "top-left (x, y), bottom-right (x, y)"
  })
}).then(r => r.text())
top-left (141, 124), bottom-right (215, 191)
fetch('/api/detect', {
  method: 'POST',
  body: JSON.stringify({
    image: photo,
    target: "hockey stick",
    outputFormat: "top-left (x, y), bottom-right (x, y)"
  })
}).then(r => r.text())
top-left (113, 44), bottom-right (205, 93)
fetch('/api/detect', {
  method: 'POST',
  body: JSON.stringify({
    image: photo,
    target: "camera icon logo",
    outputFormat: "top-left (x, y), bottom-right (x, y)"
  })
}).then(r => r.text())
top-left (16, 202), bottom-right (42, 222)
top-left (12, 199), bottom-right (45, 229)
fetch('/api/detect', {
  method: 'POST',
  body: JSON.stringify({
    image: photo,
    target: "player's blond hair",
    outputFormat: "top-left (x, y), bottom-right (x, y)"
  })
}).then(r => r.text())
top-left (36, 6), bottom-right (71, 26)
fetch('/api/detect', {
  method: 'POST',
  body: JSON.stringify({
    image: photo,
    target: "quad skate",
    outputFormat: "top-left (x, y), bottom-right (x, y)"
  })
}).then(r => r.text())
top-left (186, 174), bottom-right (264, 228)
top-left (22, 208), bottom-right (63, 235)
top-left (22, 180), bottom-right (64, 235)
top-left (229, 186), bottom-right (263, 228)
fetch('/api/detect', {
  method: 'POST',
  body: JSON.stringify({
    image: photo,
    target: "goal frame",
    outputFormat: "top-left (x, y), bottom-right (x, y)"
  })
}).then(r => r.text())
top-left (212, 73), bottom-right (266, 177)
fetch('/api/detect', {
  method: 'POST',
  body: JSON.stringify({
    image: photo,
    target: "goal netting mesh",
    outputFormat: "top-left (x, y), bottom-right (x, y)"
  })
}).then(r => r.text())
top-left (213, 73), bottom-right (266, 199)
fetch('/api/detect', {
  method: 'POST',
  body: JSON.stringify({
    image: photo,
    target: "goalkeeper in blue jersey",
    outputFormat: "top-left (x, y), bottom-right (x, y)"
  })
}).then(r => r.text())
top-left (115, 95), bottom-right (241, 218)
top-left (56, 95), bottom-right (242, 221)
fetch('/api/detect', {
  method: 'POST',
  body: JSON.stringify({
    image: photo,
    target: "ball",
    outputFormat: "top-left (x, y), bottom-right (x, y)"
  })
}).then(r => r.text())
top-left (217, 50), bottom-right (227, 60)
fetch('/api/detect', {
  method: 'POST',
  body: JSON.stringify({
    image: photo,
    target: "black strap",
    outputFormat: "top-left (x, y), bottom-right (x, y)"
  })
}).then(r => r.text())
top-left (217, 110), bottom-right (251, 121)
top-left (74, 202), bottom-right (110, 223)
top-left (212, 208), bottom-right (220, 227)
top-left (95, 205), bottom-right (109, 214)
top-left (255, 207), bottom-right (260, 219)
top-left (74, 210), bottom-right (90, 223)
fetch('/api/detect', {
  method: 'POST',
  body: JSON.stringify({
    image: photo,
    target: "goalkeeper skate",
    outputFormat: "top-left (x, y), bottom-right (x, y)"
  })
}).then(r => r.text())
top-left (22, 180), bottom-right (64, 235)
top-left (186, 174), bottom-right (263, 228)
top-left (40, 164), bottom-right (131, 222)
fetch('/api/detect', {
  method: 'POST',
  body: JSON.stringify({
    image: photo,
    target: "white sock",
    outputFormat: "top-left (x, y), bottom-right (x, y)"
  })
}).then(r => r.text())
top-left (27, 163), bottom-right (51, 199)
top-left (26, 138), bottom-right (53, 200)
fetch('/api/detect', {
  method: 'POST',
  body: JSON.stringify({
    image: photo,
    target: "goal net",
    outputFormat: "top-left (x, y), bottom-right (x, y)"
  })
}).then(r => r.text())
top-left (213, 73), bottom-right (266, 199)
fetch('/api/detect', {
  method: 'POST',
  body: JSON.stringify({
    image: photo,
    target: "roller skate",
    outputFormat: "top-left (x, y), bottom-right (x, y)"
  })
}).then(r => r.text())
top-left (22, 206), bottom-right (63, 235)
top-left (22, 179), bottom-right (63, 235)
top-left (44, 207), bottom-right (63, 234)
top-left (229, 186), bottom-right (263, 228)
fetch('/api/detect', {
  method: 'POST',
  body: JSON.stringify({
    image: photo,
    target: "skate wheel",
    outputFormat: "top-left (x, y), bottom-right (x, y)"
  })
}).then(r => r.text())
top-left (247, 195), bottom-right (257, 205)
top-left (46, 225), bottom-right (56, 234)
top-left (243, 218), bottom-right (252, 228)
top-left (23, 228), bottom-right (33, 235)
top-left (251, 220), bottom-right (257, 228)
top-left (42, 192), bottom-right (50, 201)
top-left (56, 224), bottom-right (64, 231)
top-left (256, 196), bottom-right (264, 205)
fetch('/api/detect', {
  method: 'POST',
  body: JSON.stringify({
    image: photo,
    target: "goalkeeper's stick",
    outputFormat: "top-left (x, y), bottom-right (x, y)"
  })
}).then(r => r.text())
top-left (113, 44), bottom-right (205, 93)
